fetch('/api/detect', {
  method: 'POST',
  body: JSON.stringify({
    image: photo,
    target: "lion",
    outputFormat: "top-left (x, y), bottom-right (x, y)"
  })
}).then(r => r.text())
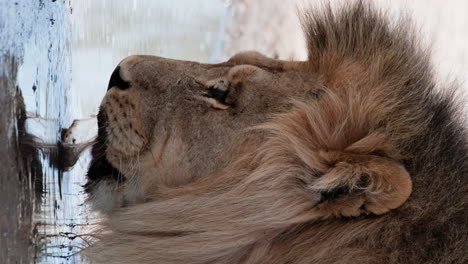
top-left (84, 2), bottom-right (467, 263)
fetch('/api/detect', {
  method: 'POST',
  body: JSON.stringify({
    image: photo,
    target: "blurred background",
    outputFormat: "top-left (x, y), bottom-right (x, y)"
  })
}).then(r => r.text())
top-left (1, 0), bottom-right (467, 263)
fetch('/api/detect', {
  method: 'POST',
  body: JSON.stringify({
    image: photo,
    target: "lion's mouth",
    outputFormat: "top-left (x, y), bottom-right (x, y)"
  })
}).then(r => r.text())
top-left (85, 109), bottom-right (125, 193)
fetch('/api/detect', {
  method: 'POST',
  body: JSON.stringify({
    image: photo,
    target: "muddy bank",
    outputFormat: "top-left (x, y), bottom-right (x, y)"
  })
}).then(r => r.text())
top-left (0, 55), bottom-right (36, 264)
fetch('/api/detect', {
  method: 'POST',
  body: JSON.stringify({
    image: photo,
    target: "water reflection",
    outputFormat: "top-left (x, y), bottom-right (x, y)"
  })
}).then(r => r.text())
top-left (3, 0), bottom-right (89, 262)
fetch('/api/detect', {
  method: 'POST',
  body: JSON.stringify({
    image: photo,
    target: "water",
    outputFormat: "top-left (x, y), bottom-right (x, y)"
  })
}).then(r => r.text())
top-left (1, 0), bottom-right (86, 262)
top-left (1, 0), bottom-right (226, 262)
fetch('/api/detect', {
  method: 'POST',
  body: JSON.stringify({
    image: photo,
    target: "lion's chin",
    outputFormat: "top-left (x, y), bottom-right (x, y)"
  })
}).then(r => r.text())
top-left (85, 108), bottom-right (127, 191)
top-left (85, 149), bottom-right (126, 192)
top-left (86, 149), bottom-right (148, 213)
top-left (86, 110), bottom-right (126, 193)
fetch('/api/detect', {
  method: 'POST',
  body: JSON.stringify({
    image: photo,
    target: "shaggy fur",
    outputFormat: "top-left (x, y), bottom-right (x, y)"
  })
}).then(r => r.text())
top-left (85, 2), bottom-right (467, 263)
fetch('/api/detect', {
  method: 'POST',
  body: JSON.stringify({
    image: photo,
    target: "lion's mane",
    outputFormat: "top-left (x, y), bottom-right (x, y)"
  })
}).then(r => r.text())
top-left (86, 2), bottom-right (467, 263)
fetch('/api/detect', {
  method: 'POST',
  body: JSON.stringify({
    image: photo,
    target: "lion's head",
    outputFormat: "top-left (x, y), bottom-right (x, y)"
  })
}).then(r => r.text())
top-left (84, 3), bottom-right (466, 264)
top-left (86, 52), bottom-right (324, 206)
top-left (87, 47), bottom-right (411, 218)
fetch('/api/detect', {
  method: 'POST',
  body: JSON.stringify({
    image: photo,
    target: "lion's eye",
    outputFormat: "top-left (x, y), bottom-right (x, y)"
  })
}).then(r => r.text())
top-left (206, 79), bottom-right (229, 103)
top-left (194, 78), bottom-right (235, 110)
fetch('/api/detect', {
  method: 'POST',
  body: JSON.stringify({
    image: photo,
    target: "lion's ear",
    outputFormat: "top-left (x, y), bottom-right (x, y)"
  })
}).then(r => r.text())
top-left (308, 148), bottom-right (412, 217)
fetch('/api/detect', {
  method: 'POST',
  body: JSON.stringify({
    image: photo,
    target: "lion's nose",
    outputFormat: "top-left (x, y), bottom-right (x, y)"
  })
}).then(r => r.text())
top-left (107, 55), bottom-right (146, 91)
top-left (107, 66), bottom-right (130, 91)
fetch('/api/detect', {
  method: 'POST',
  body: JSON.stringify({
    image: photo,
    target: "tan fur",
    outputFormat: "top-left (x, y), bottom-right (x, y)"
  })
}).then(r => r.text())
top-left (84, 2), bottom-right (467, 263)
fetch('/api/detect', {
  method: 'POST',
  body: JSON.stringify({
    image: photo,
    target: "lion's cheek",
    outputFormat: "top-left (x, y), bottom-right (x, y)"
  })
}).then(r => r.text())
top-left (136, 133), bottom-right (194, 192)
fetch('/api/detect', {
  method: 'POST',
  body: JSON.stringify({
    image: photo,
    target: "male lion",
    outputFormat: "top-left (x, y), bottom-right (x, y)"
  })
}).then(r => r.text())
top-left (85, 2), bottom-right (467, 263)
